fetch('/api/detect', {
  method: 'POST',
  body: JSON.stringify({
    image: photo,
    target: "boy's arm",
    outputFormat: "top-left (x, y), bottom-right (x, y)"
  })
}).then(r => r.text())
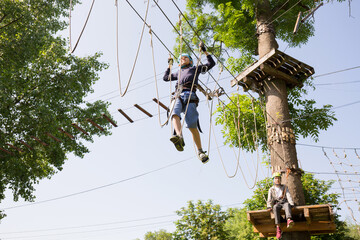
top-left (267, 187), bottom-right (273, 209)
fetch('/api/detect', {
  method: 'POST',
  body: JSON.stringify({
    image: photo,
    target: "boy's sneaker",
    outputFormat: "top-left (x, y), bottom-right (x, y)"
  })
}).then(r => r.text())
top-left (198, 150), bottom-right (209, 163)
top-left (276, 226), bottom-right (282, 239)
top-left (287, 219), bottom-right (294, 228)
top-left (170, 135), bottom-right (185, 152)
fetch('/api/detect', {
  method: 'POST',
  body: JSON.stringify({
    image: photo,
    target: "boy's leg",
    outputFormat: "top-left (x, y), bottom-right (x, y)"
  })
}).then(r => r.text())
top-left (283, 202), bottom-right (294, 228)
top-left (283, 202), bottom-right (293, 220)
top-left (189, 127), bottom-right (202, 150)
top-left (169, 99), bottom-right (185, 151)
top-left (185, 103), bottom-right (209, 163)
top-left (172, 115), bottom-right (182, 136)
top-left (273, 203), bottom-right (282, 225)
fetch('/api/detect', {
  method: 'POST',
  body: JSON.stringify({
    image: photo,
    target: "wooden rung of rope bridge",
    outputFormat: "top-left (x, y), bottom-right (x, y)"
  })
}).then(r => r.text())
top-left (6, 143), bottom-right (24, 152)
top-left (72, 123), bottom-right (89, 135)
top-left (31, 136), bottom-right (48, 147)
top-left (102, 114), bottom-right (117, 127)
top-left (153, 98), bottom-right (169, 111)
top-left (86, 118), bottom-right (104, 131)
top-left (0, 147), bottom-right (14, 156)
top-left (58, 128), bottom-right (75, 139)
top-left (118, 109), bottom-right (134, 123)
top-left (134, 104), bottom-right (153, 117)
top-left (46, 132), bottom-right (62, 143)
top-left (247, 204), bottom-right (336, 237)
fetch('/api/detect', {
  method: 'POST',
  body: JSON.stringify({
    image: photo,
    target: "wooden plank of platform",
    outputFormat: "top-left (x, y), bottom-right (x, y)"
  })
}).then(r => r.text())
top-left (247, 204), bottom-right (335, 236)
top-left (231, 49), bottom-right (315, 92)
top-left (231, 48), bottom-right (277, 87)
top-left (253, 221), bottom-right (336, 236)
top-left (260, 64), bottom-right (299, 86)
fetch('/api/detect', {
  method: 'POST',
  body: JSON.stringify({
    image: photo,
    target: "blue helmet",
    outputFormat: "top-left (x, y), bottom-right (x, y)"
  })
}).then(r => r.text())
top-left (178, 53), bottom-right (193, 67)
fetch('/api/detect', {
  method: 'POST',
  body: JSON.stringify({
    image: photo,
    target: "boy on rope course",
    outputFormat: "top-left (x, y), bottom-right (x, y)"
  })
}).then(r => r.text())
top-left (163, 43), bottom-right (215, 163)
top-left (267, 172), bottom-right (295, 239)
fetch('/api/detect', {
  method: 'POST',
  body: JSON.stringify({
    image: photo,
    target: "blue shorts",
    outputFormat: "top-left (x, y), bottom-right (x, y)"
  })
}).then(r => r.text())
top-left (171, 91), bottom-right (199, 129)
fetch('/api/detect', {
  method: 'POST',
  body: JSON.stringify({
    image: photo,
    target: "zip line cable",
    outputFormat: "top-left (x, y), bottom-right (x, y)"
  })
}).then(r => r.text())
top-left (0, 221), bottom-right (174, 239)
top-left (1, 157), bottom-right (192, 210)
top-left (281, 99), bottom-right (360, 123)
top-left (124, 0), bottom-right (175, 58)
top-left (266, 0), bottom-right (303, 27)
top-left (296, 143), bottom-right (360, 149)
top-left (1, 201), bottom-right (245, 236)
top-left (315, 80), bottom-right (360, 86)
top-left (313, 65), bottom-right (360, 78)
top-left (69, 0), bottom-right (96, 53)
top-left (115, 0), bottom-right (150, 97)
top-left (87, 64), bottom-right (359, 104)
top-left (1, 214), bottom-right (176, 235)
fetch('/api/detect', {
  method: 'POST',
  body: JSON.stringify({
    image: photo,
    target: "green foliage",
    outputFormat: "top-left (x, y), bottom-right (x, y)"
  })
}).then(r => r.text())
top-left (0, 0), bottom-right (113, 217)
top-left (302, 173), bottom-right (339, 207)
top-left (173, 200), bottom-right (230, 240)
top-left (225, 208), bottom-right (262, 240)
top-left (288, 78), bottom-right (337, 142)
top-left (214, 94), bottom-right (267, 152)
top-left (144, 229), bottom-right (173, 240)
top-left (345, 222), bottom-right (360, 240)
top-left (214, 78), bottom-right (337, 151)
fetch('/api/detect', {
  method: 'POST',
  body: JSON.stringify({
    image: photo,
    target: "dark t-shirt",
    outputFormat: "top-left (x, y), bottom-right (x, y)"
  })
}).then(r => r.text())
top-left (163, 55), bottom-right (215, 91)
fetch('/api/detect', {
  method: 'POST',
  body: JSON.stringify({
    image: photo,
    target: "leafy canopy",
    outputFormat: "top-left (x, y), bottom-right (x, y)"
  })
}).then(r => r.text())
top-left (0, 0), bottom-right (113, 217)
top-left (173, 200), bottom-right (230, 240)
top-left (214, 79), bottom-right (337, 152)
top-left (144, 229), bottom-right (173, 240)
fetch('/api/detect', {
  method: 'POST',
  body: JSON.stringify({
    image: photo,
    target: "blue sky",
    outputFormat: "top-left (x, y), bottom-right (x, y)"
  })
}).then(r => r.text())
top-left (0, 1), bottom-right (359, 240)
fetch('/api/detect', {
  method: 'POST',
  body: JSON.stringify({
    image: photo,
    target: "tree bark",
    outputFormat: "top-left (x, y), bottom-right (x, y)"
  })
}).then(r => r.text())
top-left (256, 0), bottom-right (310, 239)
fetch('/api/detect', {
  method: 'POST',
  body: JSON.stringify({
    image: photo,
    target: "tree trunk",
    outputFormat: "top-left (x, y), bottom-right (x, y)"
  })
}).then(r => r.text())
top-left (256, 1), bottom-right (310, 239)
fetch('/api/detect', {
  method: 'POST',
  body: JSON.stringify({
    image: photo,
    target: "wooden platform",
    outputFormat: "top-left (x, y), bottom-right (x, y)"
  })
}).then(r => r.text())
top-left (231, 49), bottom-right (314, 94)
top-left (247, 204), bottom-right (336, 237)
